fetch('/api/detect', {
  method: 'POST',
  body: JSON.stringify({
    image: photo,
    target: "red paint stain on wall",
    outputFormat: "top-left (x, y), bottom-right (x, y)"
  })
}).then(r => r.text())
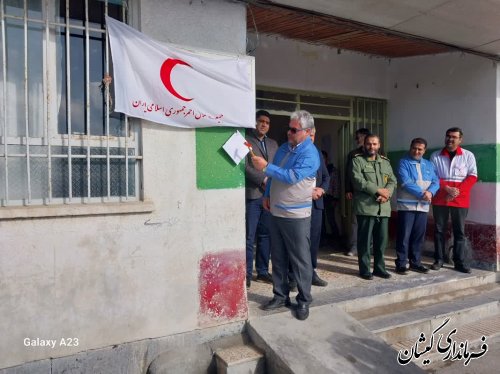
top-left (199, 250), bottom-right (247, 322)
top-left (466, 223), bottom-right (497, 263)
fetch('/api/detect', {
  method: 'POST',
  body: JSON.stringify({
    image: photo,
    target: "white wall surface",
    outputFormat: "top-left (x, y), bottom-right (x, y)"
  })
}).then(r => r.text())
top-left (497, 64), bottom-right (500, 143)
top-left (387, 52), bottom-right (497, 227)
top-left (253, 36), bottom-right (497, 151)
top-left (468, 183), bottom-right (496, 225)
top-left (141, 0), bottom-right (246, 54)
top-left (252, 34), bottom-right (390, 98)
top-left (0, 0), bottom-right (247, 369)
top-left (387, 52), bottom-right (496, 151)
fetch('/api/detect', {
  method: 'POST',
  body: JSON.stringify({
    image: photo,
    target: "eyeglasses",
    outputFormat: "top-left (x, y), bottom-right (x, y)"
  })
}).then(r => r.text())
top-left (288, 127), bottom-right (305, 134)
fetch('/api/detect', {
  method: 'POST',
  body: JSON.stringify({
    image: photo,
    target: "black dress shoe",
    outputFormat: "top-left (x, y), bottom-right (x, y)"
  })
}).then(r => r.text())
top-left (246, 278), bottom-right (251, 288)
top-left (454, 265), bottom-right (471, 274)
top-left (431, 262), bottom-right (443, 270)
top-left (395, 266), bottom-right (408, 275)
top-left (296, 304), bottom-right (309, 320)
top-left (261, 297), bottom-right (291, 311)
top-left (312, 271), bottom-right (328, 287)
top-left (373, 271), bottom-right (392, 279)
top-left (410, 264), bottom-right (429, 274)
top-left (256, 273), bottom-right (273, 284)
top-left (360, 273), bottom-right (373, 280)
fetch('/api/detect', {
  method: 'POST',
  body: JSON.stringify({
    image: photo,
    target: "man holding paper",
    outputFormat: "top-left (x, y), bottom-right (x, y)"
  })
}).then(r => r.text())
top-left (251, 110), bottom-right (320, 321)
top-left (245, 110), bottom-right (278, 288)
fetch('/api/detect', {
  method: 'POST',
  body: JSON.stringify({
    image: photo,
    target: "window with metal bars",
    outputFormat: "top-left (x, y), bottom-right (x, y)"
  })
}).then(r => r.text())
top-left (0, 0), bottom-right (142, 206)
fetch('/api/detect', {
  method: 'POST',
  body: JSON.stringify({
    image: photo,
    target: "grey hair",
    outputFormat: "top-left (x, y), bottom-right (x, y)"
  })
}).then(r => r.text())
top-left (290, 110), bottom-right (314, 129)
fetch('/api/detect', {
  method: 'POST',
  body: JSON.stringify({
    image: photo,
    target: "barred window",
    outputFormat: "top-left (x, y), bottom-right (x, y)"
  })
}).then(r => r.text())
top-left (0, 0), bottom-right (142, 206)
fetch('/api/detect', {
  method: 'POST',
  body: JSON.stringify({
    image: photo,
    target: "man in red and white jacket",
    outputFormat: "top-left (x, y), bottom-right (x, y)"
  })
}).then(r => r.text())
top-left (430, 127), bottom-right (477, 273)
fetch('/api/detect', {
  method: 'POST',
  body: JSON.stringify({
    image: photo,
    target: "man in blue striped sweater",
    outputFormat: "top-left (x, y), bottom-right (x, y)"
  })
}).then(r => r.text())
top-left (251, 110), bottom-right (320, 321)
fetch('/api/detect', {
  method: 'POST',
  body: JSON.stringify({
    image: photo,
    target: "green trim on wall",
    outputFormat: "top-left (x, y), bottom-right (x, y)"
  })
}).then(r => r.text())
top-left (195, 128), bottom-right (245, 189)
top-left (387, 143), bottom-right (498, 183)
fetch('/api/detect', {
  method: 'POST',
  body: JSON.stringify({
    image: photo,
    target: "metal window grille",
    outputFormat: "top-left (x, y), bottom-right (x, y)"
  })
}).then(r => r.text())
top-left (256, 88), bottom-right (353, 120)
top-left (256, 87), bottom-right (386, 146)
top-left (352, 97), bottom-right (386, 143)
top-left (0, 0), bottom-right (142, 206)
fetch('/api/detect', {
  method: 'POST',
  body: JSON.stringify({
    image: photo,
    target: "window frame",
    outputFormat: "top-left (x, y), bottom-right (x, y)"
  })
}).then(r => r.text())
top-left (0, 0), bottom-right (144, 210)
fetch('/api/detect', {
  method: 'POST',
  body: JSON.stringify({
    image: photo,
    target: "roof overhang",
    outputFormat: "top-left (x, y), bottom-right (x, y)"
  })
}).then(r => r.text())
top-left (243, 0), bottom-right (500, 60)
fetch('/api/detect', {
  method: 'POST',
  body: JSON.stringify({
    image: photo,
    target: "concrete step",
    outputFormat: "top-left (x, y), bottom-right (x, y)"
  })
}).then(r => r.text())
top-left (244, 270), bottom-right (498, 373)
top-left (342, 272), bottom-right (500, 371)
top-left (359, 285), bottom-right (500, 343)
top-left (350, 282), bottom-right (499, 321)
top-left (215, 344), bottom-right (265, 374)
top-left (247, 304), bottom-right (424, 373)
top-left (338, 270), bottom-right (498, 315)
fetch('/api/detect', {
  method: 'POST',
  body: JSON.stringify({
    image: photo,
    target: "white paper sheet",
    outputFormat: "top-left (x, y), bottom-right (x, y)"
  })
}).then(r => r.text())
top-left (222, 130), bottom-right (250, 165)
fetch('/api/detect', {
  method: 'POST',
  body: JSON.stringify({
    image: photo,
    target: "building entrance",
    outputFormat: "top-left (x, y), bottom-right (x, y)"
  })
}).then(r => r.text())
top-left (255, 87), bottom-right (387, 246)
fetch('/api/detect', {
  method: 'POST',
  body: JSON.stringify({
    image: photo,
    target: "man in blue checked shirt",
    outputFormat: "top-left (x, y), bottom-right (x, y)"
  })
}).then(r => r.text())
top-left (251, 110), bottom-right (320, 321)
top-left (395, 138), bottom-right (439, 274)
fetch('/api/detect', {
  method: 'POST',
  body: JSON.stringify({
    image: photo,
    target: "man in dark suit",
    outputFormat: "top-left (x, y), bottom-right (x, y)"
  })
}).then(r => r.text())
top-left (245, 110), bottom-right (279, 288)
top-left (309, 127), bottom-right (330, 286)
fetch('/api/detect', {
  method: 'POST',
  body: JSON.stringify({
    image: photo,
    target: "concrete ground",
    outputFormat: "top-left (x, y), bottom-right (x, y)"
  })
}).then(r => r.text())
top-left (246, 240), bottom-right (440, 317)
top-left (245, 240), bottom-right (499, 373)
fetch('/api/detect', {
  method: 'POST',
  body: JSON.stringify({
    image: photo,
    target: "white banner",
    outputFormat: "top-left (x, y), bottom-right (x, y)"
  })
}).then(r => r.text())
top-left (106, 16), bottom-right (255, 128)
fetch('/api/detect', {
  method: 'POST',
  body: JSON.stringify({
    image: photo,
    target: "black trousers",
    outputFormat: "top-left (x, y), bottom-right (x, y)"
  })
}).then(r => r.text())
top-left (310, 207), bottom-right (323, 269)
top-left (432, 205), bottom-right (469, 267)
top-left (270, 216), bottom-right (313, 305)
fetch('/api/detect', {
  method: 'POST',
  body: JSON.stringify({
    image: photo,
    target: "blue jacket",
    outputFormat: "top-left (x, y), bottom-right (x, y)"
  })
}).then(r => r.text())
top-left (396, 154), bottom-right (439, 212)
top-left (264, 137), bottom-right (320, 218)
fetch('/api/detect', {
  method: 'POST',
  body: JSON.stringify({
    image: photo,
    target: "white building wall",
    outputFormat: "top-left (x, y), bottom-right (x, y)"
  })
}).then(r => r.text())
top-left (387, 53), bottom-right (497, 225)
top-left (0, 0), bottom-right (248, 369)
top-left (254, 37), bottom-right (496, 150)
top-left (253, 34), bottom-right (390, 98)
top-left (497, 65), bottom-right (500, 227)
top-left (496, 63), bottom-right (500, 143)
top-left (387, 52), bottom-right (496, 150)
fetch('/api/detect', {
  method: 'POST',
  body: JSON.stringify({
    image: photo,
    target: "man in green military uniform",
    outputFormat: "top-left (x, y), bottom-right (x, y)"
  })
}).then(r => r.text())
top-left (351, 134), bottom-right (397, 280)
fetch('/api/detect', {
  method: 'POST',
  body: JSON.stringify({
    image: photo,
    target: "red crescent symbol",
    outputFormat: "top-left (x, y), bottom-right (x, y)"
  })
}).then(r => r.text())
top-left (160, 58), bottom-right (193, 102)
